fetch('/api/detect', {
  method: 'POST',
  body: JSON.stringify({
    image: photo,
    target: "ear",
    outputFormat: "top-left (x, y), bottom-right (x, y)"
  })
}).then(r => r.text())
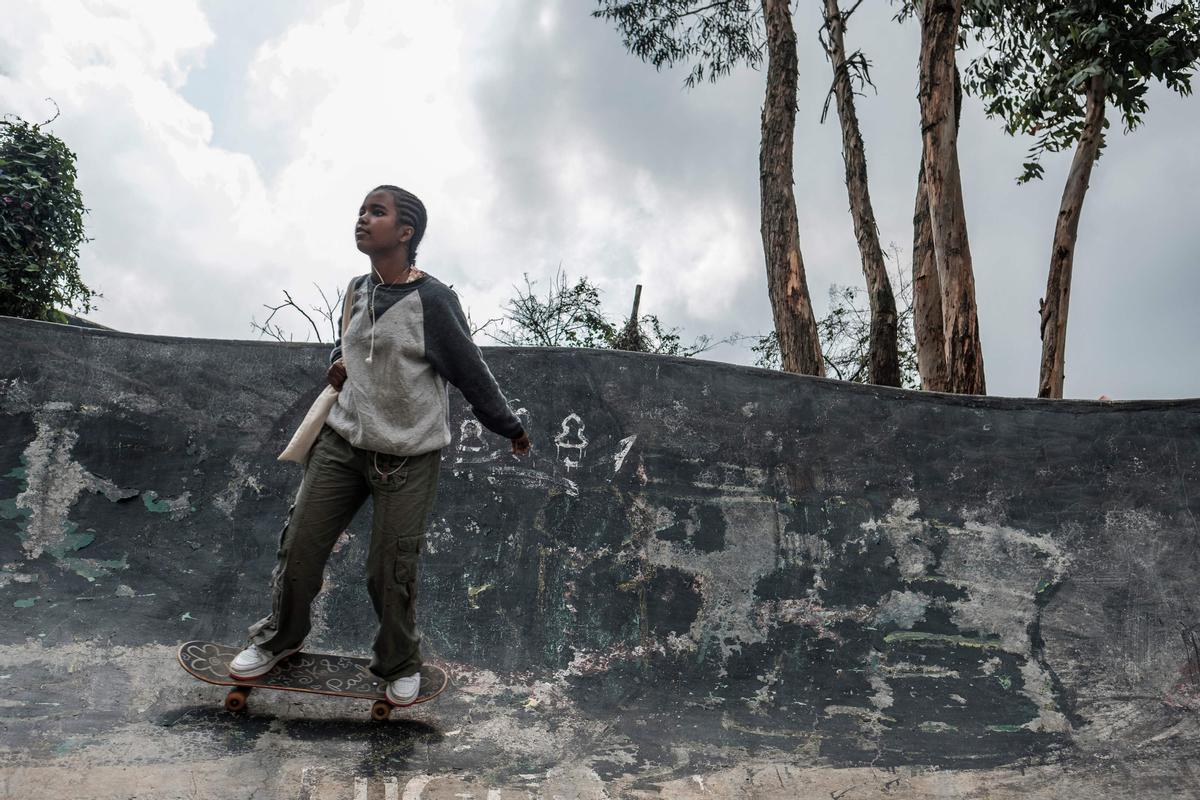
top-left (399, 225), bottom-right (415, 243)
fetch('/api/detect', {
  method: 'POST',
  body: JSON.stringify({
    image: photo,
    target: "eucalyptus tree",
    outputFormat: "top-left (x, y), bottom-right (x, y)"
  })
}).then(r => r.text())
top-left (963, 0), bottom-right (1200, 398)
top-left (753, 248), bottom-right (920, 388)
top-left (819, 0), bottom-right (901, 387)
top-left (915, 0), bottom-right (987, 394)
top-left (593, 0), bottom-right (825, 376)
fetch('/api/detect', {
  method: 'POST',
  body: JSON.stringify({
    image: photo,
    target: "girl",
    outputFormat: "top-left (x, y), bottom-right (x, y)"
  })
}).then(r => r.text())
top-left (230, 185), bottom-right (530, 705)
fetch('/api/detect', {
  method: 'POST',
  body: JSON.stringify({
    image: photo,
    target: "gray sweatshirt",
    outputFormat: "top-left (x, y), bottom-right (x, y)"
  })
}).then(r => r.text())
top-left (325, 273), bottom-right (524, 456)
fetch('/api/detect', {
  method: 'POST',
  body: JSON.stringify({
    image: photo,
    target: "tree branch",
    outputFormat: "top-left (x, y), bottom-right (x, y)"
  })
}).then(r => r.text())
top-left (649, 0), bottom-right (735, 26)
top-left (256, 290), bottom-right (324, 342)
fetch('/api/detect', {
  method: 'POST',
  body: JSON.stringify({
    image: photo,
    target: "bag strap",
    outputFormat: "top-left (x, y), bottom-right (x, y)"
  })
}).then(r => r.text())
top-left (338, 277), bottom-right (356, 343)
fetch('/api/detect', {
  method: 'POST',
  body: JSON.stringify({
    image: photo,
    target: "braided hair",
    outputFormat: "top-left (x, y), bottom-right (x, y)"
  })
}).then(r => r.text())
top-left (373, 185), bottom-right (427, 266)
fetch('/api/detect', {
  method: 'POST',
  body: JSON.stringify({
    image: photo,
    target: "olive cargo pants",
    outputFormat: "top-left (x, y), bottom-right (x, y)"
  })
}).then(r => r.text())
top-left (247, 425), bottom-right (440, 681)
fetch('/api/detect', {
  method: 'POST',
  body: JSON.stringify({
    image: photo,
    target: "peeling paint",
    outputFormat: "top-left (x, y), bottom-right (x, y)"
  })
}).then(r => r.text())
top-left (60, 555), bottom-right (128, 582)
top-left (636, 496), bottom-right (780, 664)
top-left (0, 570), bottom-right (36, 589)
top-left (883, 632), bottom-right (1004, 649)
top-left (140, 490), bottom-right (193, 519)
top-left (6, 413), bottom-right (138, 582)
top-left (211, 457), bottom-right (264, 519)
top-left (873, 590), bottom-right (930, 629)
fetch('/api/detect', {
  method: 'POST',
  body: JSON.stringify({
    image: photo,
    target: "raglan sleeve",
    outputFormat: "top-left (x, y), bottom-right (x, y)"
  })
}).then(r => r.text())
top-left (329, 324), bottom-right (344, 367)
top-left (329, 278), bottom-right (358, 366)
top-left (423, 287), bottom-right (525, 440)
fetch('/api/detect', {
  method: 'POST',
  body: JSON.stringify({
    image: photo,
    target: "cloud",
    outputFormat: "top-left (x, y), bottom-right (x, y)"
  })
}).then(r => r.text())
top-left (238, 2), bottom-right (514, 327)
top-left (1, 1), bottom-right (1197, 398)
top-left (0, 0), bottom-right (272, 340)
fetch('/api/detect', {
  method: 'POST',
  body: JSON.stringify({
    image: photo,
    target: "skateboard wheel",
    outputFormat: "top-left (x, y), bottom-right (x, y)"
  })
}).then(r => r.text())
top-left (370, 700), bottom-right (392, 721)
top-left (225, 688), bottom-right (251, 712)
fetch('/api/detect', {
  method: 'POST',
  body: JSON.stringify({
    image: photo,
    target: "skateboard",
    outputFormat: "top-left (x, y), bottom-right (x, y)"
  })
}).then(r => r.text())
top-left (177, 641), bottom-right (448, 721)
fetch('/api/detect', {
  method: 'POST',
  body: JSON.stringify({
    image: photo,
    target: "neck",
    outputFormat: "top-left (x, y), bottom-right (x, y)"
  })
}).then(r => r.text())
top-left (370, 249), bottom-right (412, 284)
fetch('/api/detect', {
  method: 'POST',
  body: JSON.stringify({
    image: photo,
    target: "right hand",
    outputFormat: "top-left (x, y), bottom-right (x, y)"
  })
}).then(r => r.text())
top-left (327, 358), bottom-right (347, 391)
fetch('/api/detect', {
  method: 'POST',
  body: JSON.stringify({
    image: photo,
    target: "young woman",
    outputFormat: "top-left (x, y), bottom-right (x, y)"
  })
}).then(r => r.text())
top-left (230, 185), bottom-right (530, 705)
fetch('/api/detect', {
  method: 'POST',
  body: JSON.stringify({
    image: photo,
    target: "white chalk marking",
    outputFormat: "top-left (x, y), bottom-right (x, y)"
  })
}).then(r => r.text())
top-left (354, 776), bottom-right (368, 800)
top-left (402, 775), bottom-right (433, 799)
top-left (487, 791), bottom-right (502, 800)
top-left (489, 466), bottom-right (578, 497)
top-left (507, 398), bottom-right (529, 428)
top-left (457, 419), bottom-right (486, 452)
top-left (554, 413), bottom-right (588, 471)
top-left (612, 435), bottom-right (637, 475)
top-left (384, 776), bottom-right (400, 800)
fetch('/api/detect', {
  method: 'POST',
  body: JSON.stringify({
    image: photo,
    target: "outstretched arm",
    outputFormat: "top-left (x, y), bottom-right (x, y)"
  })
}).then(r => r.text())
top-left (424, 287), bottom-right (527, 445)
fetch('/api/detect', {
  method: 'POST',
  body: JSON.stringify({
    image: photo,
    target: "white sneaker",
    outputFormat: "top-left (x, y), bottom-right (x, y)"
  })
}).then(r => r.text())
top-left (228, 643), bottom-right (300, 679)
top-left (386, 673), bottom-right (421, 706)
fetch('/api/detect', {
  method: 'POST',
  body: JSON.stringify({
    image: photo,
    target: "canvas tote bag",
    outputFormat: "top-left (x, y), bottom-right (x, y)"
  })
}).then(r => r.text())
top-left (277, 279), bottom-right (356, 464)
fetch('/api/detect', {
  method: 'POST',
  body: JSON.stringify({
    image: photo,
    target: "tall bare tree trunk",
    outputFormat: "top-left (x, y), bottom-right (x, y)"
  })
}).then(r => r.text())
top-left (1038, 75), bottom-right (1106, 399)
top-left (918, 0), bottom-right (985, 394)
top-left (912, 155), bottom-right (948, 390)
top-left (613, 284), bottom-right (647, 352)
top-left (821, 0), bottom-right (900, 387)
top-left (761, 0), bottom-right (824, 377)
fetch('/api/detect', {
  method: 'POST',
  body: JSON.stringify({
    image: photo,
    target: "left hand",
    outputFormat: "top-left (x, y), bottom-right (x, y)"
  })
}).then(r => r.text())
top-left (327, 358), bottom-right (347, 391)
top-left (511, 431), bottom-right (531, 456)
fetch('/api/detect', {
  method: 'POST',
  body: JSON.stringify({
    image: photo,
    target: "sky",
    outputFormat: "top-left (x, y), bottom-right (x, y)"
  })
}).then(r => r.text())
top-left (2, 0), bottom-right (1197, 400)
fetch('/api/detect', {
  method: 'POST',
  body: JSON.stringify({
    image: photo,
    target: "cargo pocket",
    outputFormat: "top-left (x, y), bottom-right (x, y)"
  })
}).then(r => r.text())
top-left (393, 535), bottom-right (421, 584)
top-left (248, 502), bottom-right (296, 642)
top-left (393, 542), bottom-right (422, 628)
top-left (269, 502), bottom-right (297, 597)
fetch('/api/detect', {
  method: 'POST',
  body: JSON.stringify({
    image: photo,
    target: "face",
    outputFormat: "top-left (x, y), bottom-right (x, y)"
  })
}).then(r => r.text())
top-left (355, 190), bottom-right (414, 255)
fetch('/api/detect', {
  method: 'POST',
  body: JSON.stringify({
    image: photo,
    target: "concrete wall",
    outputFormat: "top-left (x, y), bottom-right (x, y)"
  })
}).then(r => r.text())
top-left (1, 315), bottom-right (1198, 794)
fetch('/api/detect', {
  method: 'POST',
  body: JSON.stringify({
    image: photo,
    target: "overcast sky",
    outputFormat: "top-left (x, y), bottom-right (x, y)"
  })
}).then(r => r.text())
top-left (2, 1), bottom-right (1197, 399)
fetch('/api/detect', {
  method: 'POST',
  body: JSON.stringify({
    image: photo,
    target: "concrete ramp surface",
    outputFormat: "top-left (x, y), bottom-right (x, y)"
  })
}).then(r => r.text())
top-left (1, 315), bottom-right (1198, 799)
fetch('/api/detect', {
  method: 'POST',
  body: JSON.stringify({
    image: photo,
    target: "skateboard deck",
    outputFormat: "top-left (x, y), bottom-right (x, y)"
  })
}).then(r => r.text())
top-left (177, 641), bottom-right (448, 720)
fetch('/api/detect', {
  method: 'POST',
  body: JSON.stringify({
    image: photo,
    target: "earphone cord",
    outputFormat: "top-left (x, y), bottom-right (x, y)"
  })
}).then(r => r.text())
top-left (366, 266), bottom-right (384, 364)
top-left (367, 265), bottom-right (423, 364)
